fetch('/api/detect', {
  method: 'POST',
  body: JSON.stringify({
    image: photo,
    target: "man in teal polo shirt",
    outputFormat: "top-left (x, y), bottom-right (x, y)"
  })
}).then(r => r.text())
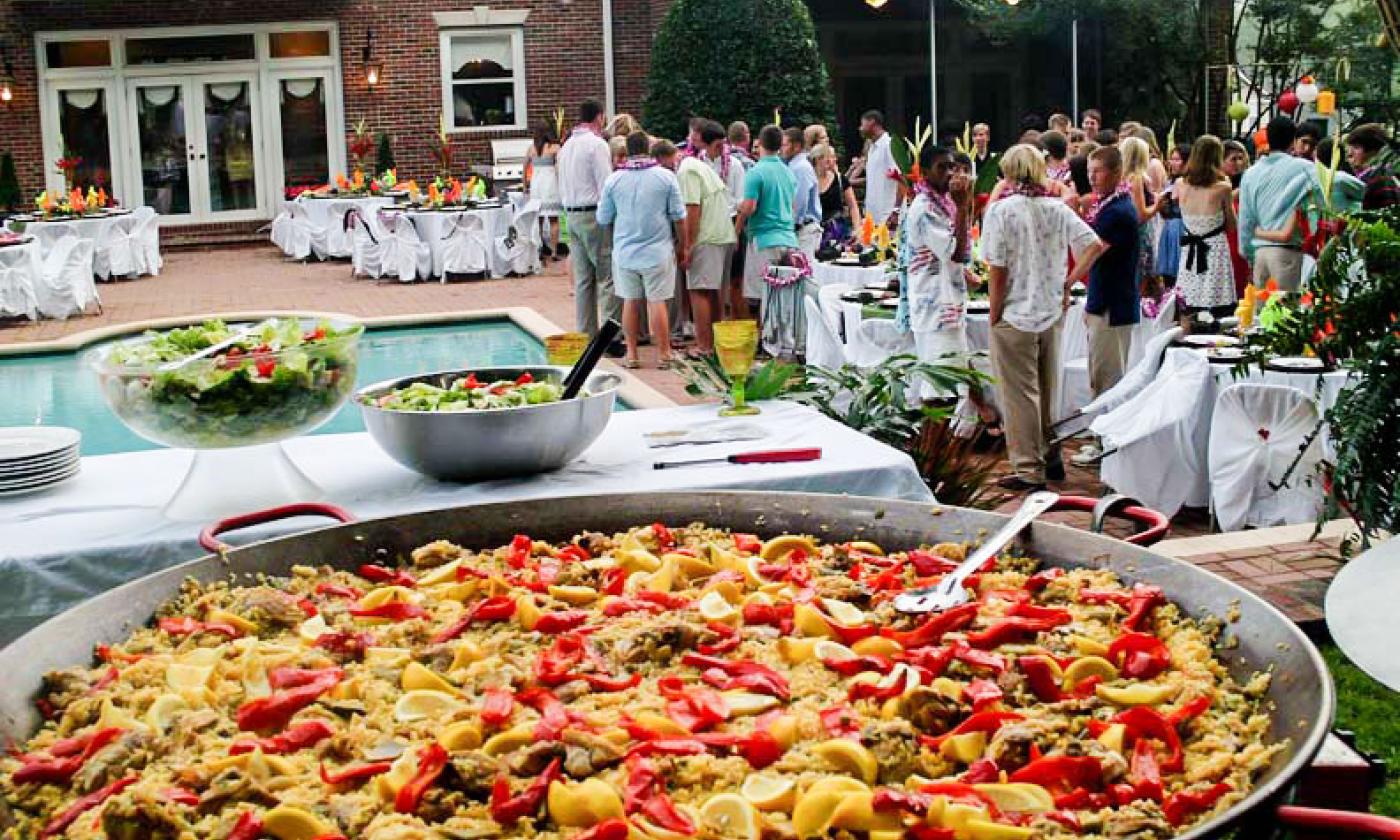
top-left (736, 125), bottom-right (797, 319)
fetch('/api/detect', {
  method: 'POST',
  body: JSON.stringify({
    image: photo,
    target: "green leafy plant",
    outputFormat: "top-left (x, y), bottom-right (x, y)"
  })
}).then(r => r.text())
top-left (1244, 207), bottom-right (1400, 543)
top-left (677, 355), bottom-right (808, 403)
top-left (642, 0), bottom-right (836, 140)
top-left (0, 153), bottom-right (20, 212)
top-left (909, 417), bottom-right (1002, 509)
top-left (375, 132), bottom-right (396, 177)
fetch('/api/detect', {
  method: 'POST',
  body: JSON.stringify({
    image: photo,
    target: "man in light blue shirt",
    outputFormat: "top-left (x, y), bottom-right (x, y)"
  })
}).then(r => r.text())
top-left (1239, 117), bottom-right (1362, 291)
top-left (782, 127), bottom-right (823, 259)
top-left (598, 132), bottom-right (688, 368)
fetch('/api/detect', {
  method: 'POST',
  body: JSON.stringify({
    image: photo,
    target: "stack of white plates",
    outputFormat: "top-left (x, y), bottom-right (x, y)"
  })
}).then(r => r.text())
top-left (0, 427), bottom-right (81, 496)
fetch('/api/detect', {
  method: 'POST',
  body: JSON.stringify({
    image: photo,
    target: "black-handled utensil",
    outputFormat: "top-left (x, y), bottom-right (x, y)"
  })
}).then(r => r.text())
top-left (562, 319), bottom-right (622, 399)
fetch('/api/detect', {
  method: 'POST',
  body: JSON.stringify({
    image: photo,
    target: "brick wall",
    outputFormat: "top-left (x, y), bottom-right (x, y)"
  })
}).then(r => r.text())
top-left (0, 0), bottom-right (666, 215)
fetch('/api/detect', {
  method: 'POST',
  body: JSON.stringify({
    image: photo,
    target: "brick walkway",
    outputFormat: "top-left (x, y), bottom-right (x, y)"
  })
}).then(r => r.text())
top-left (1, 243), bottom-right (1355, 622)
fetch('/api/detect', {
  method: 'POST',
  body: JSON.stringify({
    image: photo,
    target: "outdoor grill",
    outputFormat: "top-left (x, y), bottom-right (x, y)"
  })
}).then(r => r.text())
top-left (471, 137), bottom-right (535, 194)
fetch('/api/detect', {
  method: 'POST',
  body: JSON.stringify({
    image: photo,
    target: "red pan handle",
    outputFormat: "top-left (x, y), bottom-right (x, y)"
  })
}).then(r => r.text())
top-left (1050, 494), bottom-right (1171, 546)
top-left (1275, 805), bottom-right (1400, 838)
top-left (199, 502), bottom-right (356, 554)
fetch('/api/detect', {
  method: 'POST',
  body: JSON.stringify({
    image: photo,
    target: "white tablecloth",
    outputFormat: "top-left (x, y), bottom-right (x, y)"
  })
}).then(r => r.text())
top-left (7, 210), bottom-right (161, 280)
top-left (296, 195), bottom-right (392, 233)
top-left (0, 239), bottom-right (42, 320)
top-left (0, 401), bottom-right (930, 643)
top-left (388, 206), bottom-right (514, 278)
top-left (811, 260), bottom-right (889, 289)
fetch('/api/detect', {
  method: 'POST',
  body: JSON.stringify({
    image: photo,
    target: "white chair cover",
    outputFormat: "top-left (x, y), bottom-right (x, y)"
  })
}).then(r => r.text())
top-left (35, 238), bottom-right (98, 320)
top-left (381, 214), bottom-right (431, 283)
top-left (269, 202), bottom-right (297, 256)
top-left (847, 317), bottom-right (915, 368)
top-left (1128, 293), bottom-right (1177, 368)
top-left (324, 201), bottom-right (359, 259)
top-left (100, 215), bottom-right (144, 279)
top-left (442, 212), bottom-right (492, 277)
top-left (1091, 349), bottom-right (1214, 517)
top-left (131, 206), bottom-right (162, 275)
top-left (1077, 327), bottom-right (1185, 418)
top-left (270, 202), bottom-right (325, 262)
top-left (1208, 383), bottom-right (1325, 532)
top-left (0, 247), bottom-right (38, 320)
top-left (348, 209), bottom-right (388, 279)
top-left (495, 201), bottom-right (542, 276)
top-left (803, 296), bottom-right (848, 370)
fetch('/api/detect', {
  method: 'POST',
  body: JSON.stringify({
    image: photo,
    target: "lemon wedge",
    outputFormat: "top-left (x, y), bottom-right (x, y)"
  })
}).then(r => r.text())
top-left (549, 585), bottom-right (599, 606)
top-left (634, 711), bottom-right (692, 736)
top-left (365, 647), bottom-right (412, 668)
top-left (1070, 634), bottom-right (1111, 657)
top-left (723, 690), bottom-right (778, 716)
top-left (1063, 656), bottom-right (1120, 690)
top-left (357, 585), bottom-right (418, 610)
top-left (96, 698), bottom-right (145, 731)
top-left (394, 689), bottom-right (467, 722)
top-left (821, 599), bottom-right (866, 627)
top-left (741, 556), bottom-right (771, 588)
top-left (964, 819), bottom-right (1035, 840)
top-left (416, 558), bottom-right (464, 587)
top-left (439, 720), bottom-right (484, 751)
top-left (846, 540), bottom-right (885, 555)
top-left (402, 662), bottom-right (460, 695)
top-left (766, 714), bottom-right (799, 749)
top-left (793, 603), bottom-right (835, 638)
top-left (792, 789), bottom-right (848, 839)
top-left (777, 637), bottom-right (818, 664)
top-left (760, 535), bottom-right (818, 562)
top-left (1095, 682), bottom-right (1179, 707)
top-left (812, 739), bottom-right (879, 784)
top-left (516, 594), bottom-right (542, 631)
top-left (262, 805), bottom-right (334, 840)
top-left (701, 792), bottom-right (763, 840)
top-left (548, 777), bottom-right (625, 827)
top-left (482, 724), bottom-right (537, 756)
top-left (166, 662), bottom-right (213, 691)
top-left (741, 774), bottom-right (797, 812)
top-left (674, 552), bottom-right (717, 578)
top-left (145, 693), bottom-right (189, 734)
top-left (851, 636), bottom-right (902, 657)
top-left (812, 640), bottom-right (857, 663)
top-left (806, 777), bottom-right (870, 797)
top-left (972, 783), bottom-right (1054, 814)
top-left (296, 613), bottom-right (330, 645)
top-left (698, 590), bottom-right (741, 624)
top-left (940, 731), bottom-right (988, 764)
top-left (828, 792), bottom-right (904, 832)
top-left (207, 609), bottom-right (258, 635)
top-left (1097, 722), bottom-right (1128, 754)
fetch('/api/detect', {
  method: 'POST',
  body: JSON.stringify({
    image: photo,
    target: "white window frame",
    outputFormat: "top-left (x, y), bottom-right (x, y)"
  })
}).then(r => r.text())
top-left (438, 27), bottom-right (527, 134)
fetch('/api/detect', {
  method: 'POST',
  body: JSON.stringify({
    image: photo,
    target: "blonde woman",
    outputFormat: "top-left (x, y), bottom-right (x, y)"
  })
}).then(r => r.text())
top-left (1120, 137), bottom-right (1160, 289)
top-left (1128, 126), bottom-right (1169, 192)
top-left (809, 143), bottom-right (861, 228)
top-left (605, 113), bottom-right (642, 140)
top-left (980, 144), bottom-right (1106, 491)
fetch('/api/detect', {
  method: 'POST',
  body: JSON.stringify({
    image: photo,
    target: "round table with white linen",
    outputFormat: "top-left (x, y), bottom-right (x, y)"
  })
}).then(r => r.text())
top-left (295, 194), bottom-right (393, 233)
top-left (7, 208), bottom-right (161, 280)
top-left (810, 259), bottom-right (891, 289)
top-left (0, 238), bottom-right (42, 320)
top-left (387, 205), bottom-right (515, 278)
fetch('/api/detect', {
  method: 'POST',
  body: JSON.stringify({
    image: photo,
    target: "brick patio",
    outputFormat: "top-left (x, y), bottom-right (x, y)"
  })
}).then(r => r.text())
top-left (0, 243), bottom-right (1354, 621)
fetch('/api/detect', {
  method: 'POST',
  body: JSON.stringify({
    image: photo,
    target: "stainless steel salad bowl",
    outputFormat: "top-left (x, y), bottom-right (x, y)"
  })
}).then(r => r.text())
top-left (356, 365), bottom-right (622, 481)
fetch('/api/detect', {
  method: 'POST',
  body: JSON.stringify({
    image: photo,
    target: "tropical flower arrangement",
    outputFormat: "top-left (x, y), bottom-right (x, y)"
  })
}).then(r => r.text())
top-left (420, 176), bottom-right (489, 208)
top-left (54, 155), bottom-right (83, 190)
top-left (428, 119), bottom-right (456, 181)
top-left (347, 119), bottom-right (376, 172)
top-left (326, 168), bottom-right (401, 196)
top-left (34, 186), bottom-right (112, 219)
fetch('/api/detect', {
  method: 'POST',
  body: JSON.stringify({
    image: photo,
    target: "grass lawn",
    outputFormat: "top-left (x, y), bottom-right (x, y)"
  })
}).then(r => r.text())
top-left (1324, 643), bottom-right (1400, 815)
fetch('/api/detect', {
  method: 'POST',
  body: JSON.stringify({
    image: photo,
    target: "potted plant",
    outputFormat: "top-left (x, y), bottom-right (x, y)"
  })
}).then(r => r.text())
top-left (0, 153), bottom-right (21, 216)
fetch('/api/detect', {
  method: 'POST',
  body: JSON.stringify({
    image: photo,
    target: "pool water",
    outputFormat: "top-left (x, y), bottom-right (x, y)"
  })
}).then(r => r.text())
top-left (0, 318), bottom-right (577, 456)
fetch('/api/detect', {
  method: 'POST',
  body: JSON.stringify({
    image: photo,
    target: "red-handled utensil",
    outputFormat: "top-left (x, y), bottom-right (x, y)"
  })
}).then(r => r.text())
top-left (653, 447), bottom-right (822, 470)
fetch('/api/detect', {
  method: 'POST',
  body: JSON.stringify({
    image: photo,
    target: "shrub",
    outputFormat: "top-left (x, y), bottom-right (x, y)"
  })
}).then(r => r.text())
top-left (376, 133), bottom-right (396, 176)
top-left (0, 154), bottom-right (20, 211)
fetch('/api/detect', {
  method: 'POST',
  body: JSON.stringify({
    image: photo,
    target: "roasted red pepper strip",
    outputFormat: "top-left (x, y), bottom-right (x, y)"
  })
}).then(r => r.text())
top-left (225, 811), bottom-right (265, 840)
top-left (12, 727), bottom-right (123, 786)
top-left (349, 601), bottom-right (428, 622)
top-left (848, 666), bottom-right (919, 702)
top-left (1024, 568), bottom-right (1065, 592)
top-left (432, 596), bottom-right (516, 643)
top-left (651, 522), bottom-right (676, 550)
top-left (950, 642), bottom-right (1008, 673)
top-left (161, 786), bottom-right (200, 806)
top-left (235, 668), bottom-right (342, 732)
top-left (1018, 655), bottom-right (1064, 702)
top-left (624, 753), bottom-right (660, 811)
top-left (578, 672), bottom-right (642, 692)
top-left (1163, 782), bottom-right (1233, 826)
top-left (881, 602), bottom-right (978, 648)
top-left (736, 730), bottom-right (785, 769)
top-left (741, 601), bottom-right (794, 633)
top-left (923, 711), bottom-right (1024, 749)
top-left (820, 705), bottom-right (862, 739)
top-left (959, 675), bottom-right (1006, 708)
top-left (732, 533), bottom-right (762, 554)
top-left (313, 630), bottom-right (376, 659)
top-left (321, 759), bottom-right (394, 785)
top-left (1169, 695), bottom-right (1212, 726)
top-left (965, 615), bottom-right (1071, 649)
top-left (599, 567), bottom-right (627, 596)
top-left (1108, 632), bottom-right (1172, 680)
top-left (480, 687), bottom-right (515, 727)
top-left (1130, 738), bottom-right (1165, 802)
top-left (507, 534), bottom-right (533, 569)
top-left (1008, 602), bottom-right (1073, 623)
top-left (40, 775), bottom-right (136, 838)
top-left (574, 818), bottom-right (631, 840)
top-left (697, 621), bottom-right (742, 656)
top-left (681, 654), bottom-right (791, 700)
top-left (1113, 706), bottom-right (1185, 773)
top-left (908, 827), bottom-right (957, 840)
top-left (601, 597), bottom-right (668, 617)
top-left (396, 742), bottom-right (450, 814)
top-left (157, 616), bottom-right (240, 638)
top-left (358, 564), bottom-right (417, 587)
top-left (907, 549), bottom-right (960, 575)
top-left (534, 610), bottom-right (590, 634)
top-left (918, 782), bottom-right (1004, 816)
top-left (491, 756), bottom-right (561, 823)
top-left (959, 758), bottom-right (1002, 784)
top-left (823, 654), bottom-right (894, 677)
top-left (230, 719), bottom-right (334, 755)
top-left (1053, 788), bottom-right (1112, 810)
top-left (640, 793), bottom-right (697, 835)
top-left (269, 666), bottom-right (341, 690)
top-left (872, 787), bottom-right (934, 815)
top-left (1010, 754), bottom-right (1103, 792)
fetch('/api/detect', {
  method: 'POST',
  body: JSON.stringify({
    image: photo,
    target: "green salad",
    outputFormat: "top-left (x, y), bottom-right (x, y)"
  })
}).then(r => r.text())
top-left (97, 318), bottom-right (361, 448)
top-left (368, 371), bottom-right (565, 411)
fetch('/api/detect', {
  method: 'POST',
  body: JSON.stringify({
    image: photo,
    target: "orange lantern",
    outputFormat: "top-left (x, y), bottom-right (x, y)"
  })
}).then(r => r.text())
top-left (1253, 128), bottom-right (1270, 154)
top-left (1316, 89), bottom-right (1336, 115)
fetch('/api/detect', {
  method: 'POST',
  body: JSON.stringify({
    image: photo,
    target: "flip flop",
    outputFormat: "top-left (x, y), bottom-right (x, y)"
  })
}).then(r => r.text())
top-left (623, 358), bottom-right (642, 369)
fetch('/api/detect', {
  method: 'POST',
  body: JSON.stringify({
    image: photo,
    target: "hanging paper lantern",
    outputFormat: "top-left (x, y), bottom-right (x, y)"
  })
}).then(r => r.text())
top-left (1227, 101), bottom-right (1250, 122)
top-left (1253, 128), bottom-right (1270, 153)
top-left (1317, 89), bottom-right (1336, 115)
top-left (1296, 76), bottom-right (1319, 104)
top-left (1277, 90), bottom-right (1300, 115)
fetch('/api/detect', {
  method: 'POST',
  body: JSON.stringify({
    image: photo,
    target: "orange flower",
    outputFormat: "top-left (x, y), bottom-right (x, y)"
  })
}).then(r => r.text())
top-left (1323, 320), bottom-right (1337, 336)
top-left (1265, 278), bottom-right (1279, 293)
top-left (336, 173), bottom-right (351, 190)
top-left (1299, 292), bottom-right (1314, 307)
top-left (352, 169), bottom-right (365, 190)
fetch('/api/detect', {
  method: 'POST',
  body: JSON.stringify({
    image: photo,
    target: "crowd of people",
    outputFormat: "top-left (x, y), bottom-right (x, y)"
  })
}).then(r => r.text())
top-left (531, 97), bottom-right (1398, 492)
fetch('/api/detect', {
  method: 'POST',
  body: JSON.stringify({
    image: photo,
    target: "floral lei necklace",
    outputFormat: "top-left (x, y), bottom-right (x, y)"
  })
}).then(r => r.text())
top-left (1085, 180), bottom-right (1131, 225)
top-left (619, 156), bottom-right (659, 171)
top-left (912, 181), bottom-right (957, 222)
top-left (1003, 180), bottom-right (1052, 200)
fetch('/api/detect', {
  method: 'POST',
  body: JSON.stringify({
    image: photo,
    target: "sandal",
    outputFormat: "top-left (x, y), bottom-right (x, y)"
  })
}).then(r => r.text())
top-left (623, 358), bottom-right (642, 370)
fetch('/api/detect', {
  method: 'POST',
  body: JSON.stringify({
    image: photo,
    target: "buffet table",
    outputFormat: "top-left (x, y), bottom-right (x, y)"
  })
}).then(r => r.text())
top-left (0, 401), bottom-right (931, 643)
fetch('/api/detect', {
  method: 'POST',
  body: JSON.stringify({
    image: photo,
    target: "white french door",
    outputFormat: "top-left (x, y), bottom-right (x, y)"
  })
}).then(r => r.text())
top-left (265, 69), bottom-right (340, 200)
top-left (125, 74), bottom-right (265, 223)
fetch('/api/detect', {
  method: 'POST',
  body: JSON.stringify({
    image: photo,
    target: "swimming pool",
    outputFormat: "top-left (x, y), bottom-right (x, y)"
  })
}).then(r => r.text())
top-left (0, 318), bottom-right (613, 456)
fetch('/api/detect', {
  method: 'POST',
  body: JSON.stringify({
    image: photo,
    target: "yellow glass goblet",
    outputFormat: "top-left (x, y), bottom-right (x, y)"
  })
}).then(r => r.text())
top-left (544, 332), bottom-right (590, 366)
top-left (713, 320), bottom-right (761, 416)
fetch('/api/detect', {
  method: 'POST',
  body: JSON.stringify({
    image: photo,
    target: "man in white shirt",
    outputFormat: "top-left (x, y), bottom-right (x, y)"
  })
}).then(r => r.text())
top-left (558, 99), bottom-right (621, 337)
top-left (861, 110), bottom-right (898, 225)
top-left (981, 144), bottom-right (1106, 492)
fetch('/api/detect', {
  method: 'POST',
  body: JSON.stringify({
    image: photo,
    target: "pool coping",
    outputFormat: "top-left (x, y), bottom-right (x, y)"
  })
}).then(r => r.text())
top-left (0, 307), bottom-right (675, 410)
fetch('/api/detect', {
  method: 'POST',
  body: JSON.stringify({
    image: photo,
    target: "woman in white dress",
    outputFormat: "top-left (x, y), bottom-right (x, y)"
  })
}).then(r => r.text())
top-left (526, 122), bottom-right (563, 260)
top-left (896, 144), bottom-right (973, 398)
top-left (1173, 135), bottom-right (1238, 328)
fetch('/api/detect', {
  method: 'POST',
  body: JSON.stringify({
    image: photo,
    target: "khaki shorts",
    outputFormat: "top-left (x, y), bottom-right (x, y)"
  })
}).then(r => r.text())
top-left (743, 240), bottom-right (787, 300)
top-left (615, 255), bottom-right (677, 301)
top-left (1252, 246), bottom-right (1304, 292)
top-left (687, 243), bottom-right (733, 291)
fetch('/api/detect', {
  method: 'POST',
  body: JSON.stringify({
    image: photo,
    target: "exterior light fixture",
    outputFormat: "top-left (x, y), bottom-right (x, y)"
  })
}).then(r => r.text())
top-left (865, 0), bottom-right (891, 8)
top-left (363, 29), bottom-right (382, 89)
top-left (0, 47), bottom-right (12, 104)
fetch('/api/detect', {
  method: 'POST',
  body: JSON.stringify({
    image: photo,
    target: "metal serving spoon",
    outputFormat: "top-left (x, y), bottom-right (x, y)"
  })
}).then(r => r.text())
top-left (894, 491), bottom-right (1060, 614)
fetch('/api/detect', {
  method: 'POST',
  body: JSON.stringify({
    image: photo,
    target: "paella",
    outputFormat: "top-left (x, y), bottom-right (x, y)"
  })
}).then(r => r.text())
top-left (0, 522), bottom-right (1282, 839)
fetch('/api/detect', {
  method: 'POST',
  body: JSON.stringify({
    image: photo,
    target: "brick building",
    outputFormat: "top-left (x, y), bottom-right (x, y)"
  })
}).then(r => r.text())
top-left (0, 1), bottom-right (673, 234)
